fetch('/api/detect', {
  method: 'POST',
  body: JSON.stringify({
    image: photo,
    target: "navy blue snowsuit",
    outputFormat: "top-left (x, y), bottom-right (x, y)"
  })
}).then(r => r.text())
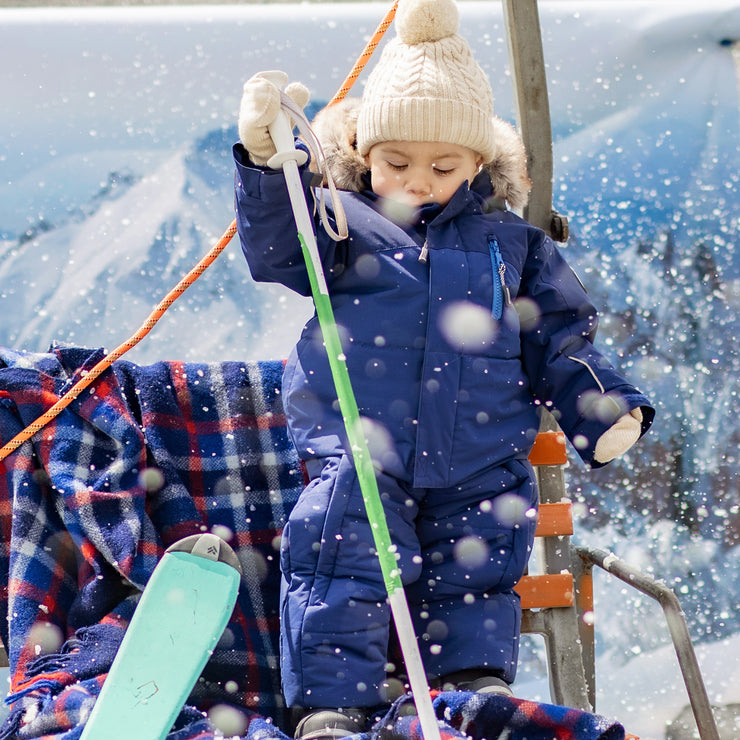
top-left (233, 142), bottom-right (653, 709)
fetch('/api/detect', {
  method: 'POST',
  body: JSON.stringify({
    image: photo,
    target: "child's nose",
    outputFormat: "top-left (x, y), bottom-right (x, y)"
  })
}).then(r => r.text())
top-left (405, 170), bottom-right (431, 194)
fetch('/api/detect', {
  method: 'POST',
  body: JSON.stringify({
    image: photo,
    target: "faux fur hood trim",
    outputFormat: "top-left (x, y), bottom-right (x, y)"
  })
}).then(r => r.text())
top-left (309, 98), bottom-right (532, 211)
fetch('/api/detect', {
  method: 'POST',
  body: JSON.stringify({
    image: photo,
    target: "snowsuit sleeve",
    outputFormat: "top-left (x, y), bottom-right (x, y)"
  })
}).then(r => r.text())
top-left (518, 228), bottom-right (654, 467)
top-left (233, 142), bottom-right (346, 297)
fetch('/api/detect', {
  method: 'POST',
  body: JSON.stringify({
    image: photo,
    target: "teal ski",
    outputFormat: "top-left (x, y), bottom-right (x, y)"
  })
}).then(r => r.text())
top-left (80, 533), bottom-right (242, 740)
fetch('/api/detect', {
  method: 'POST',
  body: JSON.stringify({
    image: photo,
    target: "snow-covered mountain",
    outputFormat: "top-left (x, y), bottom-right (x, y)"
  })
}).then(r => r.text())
top-left (0, 126), bottom-right (313, 364)
top-left (2, 3), bottom-right (740, 735)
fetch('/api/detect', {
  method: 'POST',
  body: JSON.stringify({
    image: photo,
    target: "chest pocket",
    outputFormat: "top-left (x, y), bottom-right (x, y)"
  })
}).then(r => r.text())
top-left (488, 235), bottom-right (512, 320)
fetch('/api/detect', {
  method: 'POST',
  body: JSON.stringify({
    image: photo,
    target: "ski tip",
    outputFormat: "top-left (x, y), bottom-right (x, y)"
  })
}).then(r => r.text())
top-left (166, 533), bottom-right (243, 574)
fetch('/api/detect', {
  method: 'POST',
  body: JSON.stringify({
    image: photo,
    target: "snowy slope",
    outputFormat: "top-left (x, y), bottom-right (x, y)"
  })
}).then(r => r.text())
top-left (0, 127), bottom-right (312, 363)
top-left (514, 630), bottom-right (740, 739)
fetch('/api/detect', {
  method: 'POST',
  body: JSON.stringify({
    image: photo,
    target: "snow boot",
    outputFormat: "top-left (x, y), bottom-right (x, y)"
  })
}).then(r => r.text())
top-left (293, 708), bottom-right (367, 740)
top-left (437, 669), bottom-right (514, 697)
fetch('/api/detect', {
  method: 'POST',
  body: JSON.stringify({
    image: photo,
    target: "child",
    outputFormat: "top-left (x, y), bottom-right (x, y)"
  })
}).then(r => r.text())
top-left (233, 0), bottom-right (654, 737)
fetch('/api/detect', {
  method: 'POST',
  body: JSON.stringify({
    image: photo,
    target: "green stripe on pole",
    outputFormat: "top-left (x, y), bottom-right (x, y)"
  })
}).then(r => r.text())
top-left (299, 233), bottom-right (403, 595)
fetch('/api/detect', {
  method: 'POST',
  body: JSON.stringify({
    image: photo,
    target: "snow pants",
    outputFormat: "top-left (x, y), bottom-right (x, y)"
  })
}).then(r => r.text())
top-left (279, 454), bottom-right (538, 709)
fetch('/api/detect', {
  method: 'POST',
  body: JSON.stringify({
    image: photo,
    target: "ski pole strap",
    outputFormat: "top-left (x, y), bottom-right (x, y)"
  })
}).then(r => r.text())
top-left (276, 93), bottom-right (348, 243)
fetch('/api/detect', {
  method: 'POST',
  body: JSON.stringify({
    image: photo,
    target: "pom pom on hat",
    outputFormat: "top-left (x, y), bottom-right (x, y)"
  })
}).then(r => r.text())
top-left (395, 0), bottom-right (459, 44)
top-left (356, 0), bottom-right (495, 161)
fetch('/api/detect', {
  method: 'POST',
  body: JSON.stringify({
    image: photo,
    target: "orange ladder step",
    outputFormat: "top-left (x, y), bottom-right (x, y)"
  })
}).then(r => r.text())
top-left (515, 573), bottom-right (574, 609)
top-left (527, 430), bottom-right (567, 466)
top-left (535, 501), bottom-right (574, 537)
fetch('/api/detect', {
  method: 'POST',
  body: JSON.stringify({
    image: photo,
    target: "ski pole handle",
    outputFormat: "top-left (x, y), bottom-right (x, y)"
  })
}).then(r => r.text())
top-left (261, 70), bottom-right (308, 169)
top-left (263, 78), bottom-right (329, 296)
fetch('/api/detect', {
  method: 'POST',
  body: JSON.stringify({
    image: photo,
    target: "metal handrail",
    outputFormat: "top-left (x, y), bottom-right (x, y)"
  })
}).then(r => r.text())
top-left (577, 546), bottom-right (720, 740)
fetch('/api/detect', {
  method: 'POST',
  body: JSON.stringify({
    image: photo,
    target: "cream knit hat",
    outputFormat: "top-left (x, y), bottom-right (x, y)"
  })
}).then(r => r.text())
top-left (356, 0), bottom-right (495, 160)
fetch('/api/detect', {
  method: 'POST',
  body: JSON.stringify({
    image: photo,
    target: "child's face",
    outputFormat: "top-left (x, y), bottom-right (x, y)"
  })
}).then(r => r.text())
top-left (365, 141), bottom-right (483, 208)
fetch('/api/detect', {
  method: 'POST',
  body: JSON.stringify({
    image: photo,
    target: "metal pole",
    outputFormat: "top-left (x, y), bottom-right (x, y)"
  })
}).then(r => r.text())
top-left (502, 0), bottom-right (568, 242)
top-left (578, 546), bottom-right (720, 740)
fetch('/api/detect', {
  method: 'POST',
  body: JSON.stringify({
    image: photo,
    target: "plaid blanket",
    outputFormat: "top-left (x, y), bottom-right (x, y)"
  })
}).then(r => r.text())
top-left (0, 345), bottom-right (627, 740)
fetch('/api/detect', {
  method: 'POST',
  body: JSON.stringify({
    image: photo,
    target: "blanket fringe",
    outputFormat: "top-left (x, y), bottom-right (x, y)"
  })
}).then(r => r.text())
top-left (22, 635), bottom-right (85, 679)
top-left (9, 624), bottom-right (123, 701)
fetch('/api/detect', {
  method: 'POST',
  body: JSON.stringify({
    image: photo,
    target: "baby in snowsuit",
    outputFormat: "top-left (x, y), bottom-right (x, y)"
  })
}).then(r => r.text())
top-left (233, 0), bottom-right (654, 737)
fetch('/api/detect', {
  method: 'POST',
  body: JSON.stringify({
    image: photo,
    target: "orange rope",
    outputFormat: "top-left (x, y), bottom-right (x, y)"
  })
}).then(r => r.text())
top-left (0, 222), bottom-right (238, 461)
top-left (328, 0), bottom-right (398, 107)
top-left (0, 2), bottom-right (397, 463)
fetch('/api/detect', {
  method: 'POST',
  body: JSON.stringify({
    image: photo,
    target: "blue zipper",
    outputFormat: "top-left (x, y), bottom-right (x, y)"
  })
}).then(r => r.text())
top-left (488, 235), bottom-right (508, 320)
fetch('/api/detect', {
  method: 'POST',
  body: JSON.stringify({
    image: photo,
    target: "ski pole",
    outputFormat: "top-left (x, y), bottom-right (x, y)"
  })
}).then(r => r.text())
top-left (265, 83), bottom-right (442, 740)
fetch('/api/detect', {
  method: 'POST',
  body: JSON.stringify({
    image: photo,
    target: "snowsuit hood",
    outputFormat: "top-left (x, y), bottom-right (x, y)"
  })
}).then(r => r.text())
top-left (308, 97), bottom-right (532, 212)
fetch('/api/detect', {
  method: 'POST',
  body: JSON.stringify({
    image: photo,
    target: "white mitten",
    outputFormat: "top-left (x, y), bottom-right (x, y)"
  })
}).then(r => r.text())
top-left (593, 408), bottom-right (643, 463)
top-left (238, 71), bottom-right (310, 166)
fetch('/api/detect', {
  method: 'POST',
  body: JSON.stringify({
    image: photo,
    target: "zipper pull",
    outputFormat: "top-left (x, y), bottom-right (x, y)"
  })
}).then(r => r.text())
top-left (418, 240), bottom-right (429, 263)
top-left (499, 262), bottom-right (512, 306)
